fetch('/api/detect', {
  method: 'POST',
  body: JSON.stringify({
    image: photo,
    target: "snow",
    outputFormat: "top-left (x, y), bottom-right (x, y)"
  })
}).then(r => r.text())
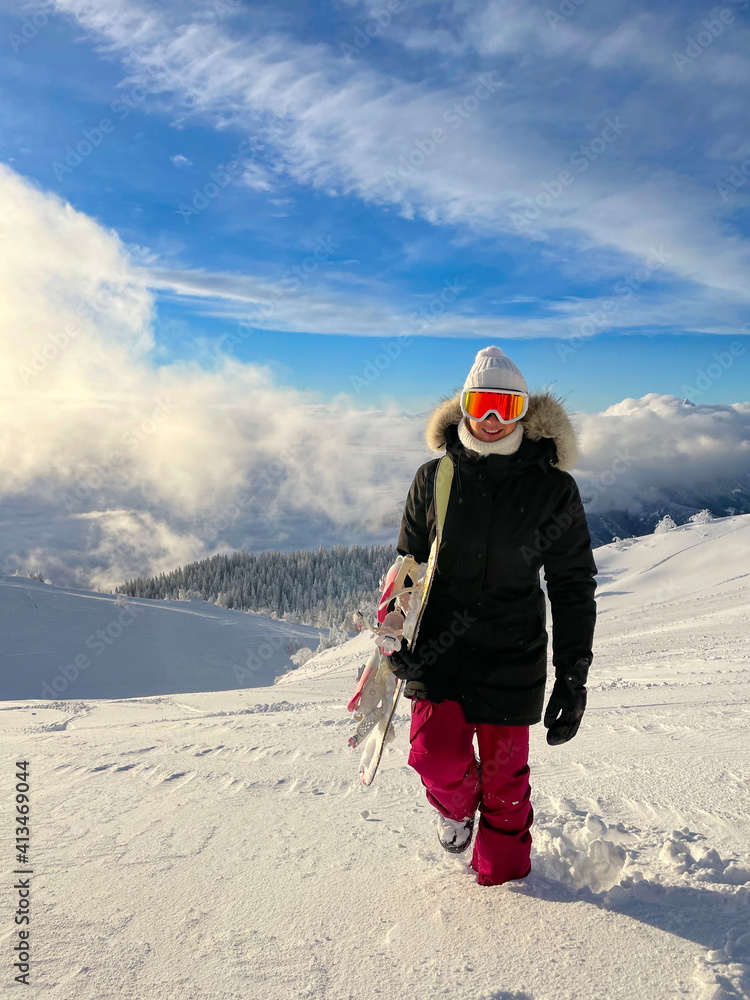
top-left (1, 515), bottom-right (749, 999)
top-left (0, 580), bottom-right (323, 700)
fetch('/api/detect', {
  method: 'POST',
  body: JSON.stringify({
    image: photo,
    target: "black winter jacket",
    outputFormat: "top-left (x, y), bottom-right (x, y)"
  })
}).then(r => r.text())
top-left (396, 393), bottom-right (597, 726)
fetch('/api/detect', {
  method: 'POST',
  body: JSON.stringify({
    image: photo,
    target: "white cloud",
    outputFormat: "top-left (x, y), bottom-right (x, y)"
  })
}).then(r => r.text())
top-left (142, 261), bottom-right (749, 343)
top-left (575, 393), bottom-right (750, 513)
top-left (50, 0), bottom-right (750, 305)
top-left (241, 162), bottom-right (274, 191)
top-left (0, 164), bottom-right (429, 588)
top-left (465, 0), bottom-right (590, 57)
top-left (10, 510), bottom-right (206, 593)
top-left (82, 509), bottom-right (206, 590)
top-left (143, 264), bottom-right (575, 339)
top-left (171, 153), bottom-right (193, 166)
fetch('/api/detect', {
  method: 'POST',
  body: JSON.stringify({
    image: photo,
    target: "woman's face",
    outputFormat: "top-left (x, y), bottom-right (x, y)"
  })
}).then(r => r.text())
top-left (468, 414), bottom-right (518, 442)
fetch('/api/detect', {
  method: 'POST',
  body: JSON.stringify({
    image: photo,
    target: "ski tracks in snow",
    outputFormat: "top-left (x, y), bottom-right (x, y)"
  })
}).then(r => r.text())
top-left (21, 691), bottom-right (750, 999)
top-left (2, 706), bottom-right (747, 999)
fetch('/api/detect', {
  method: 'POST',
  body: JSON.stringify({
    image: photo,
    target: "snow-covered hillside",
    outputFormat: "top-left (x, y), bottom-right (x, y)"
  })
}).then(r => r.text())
top-left (1, 516), bottom-right (749, 1000)
top-left (0, 579), bottom-right (323, 700)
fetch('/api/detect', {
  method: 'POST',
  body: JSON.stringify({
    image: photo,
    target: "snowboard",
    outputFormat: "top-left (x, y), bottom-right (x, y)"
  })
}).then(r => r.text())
top-left (358, 672), bottom-right (403, 786)
top-left (350, 455), bottom-right (454, 786)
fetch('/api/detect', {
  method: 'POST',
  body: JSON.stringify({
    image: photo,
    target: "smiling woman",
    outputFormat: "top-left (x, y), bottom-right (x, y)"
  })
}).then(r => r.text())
top-left (389, 345), bottom-right (598, 884)
top-left (3, 2), bottom-right (750, 995)
top-left (458, 349), bottom-right (528, 448)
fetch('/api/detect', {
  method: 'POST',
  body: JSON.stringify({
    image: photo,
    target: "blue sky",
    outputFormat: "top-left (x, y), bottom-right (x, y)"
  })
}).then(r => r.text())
top-left (2, 0), bottom-right (749, 413)
top-left (2, 0), bottom-right (750, 588)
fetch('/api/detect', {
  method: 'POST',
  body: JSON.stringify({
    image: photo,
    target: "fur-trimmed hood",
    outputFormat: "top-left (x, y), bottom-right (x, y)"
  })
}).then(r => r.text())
top-left (425, 392), bottom-right (578, 471)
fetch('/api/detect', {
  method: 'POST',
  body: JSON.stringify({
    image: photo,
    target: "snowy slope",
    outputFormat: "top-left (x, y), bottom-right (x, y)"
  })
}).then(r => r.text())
top-left (0, 579), bottom-right (323, 700)
top-left (1, 517), bottom-right (749, 1000)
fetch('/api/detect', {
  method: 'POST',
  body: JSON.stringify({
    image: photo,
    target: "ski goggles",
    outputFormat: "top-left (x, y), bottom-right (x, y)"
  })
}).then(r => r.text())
top-left (460, 388), bottom-right (528, 424)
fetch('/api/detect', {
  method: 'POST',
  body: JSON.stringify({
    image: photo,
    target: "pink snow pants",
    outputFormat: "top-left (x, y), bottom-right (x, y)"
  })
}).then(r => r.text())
top-left (408, 698), bottom-right (533, 886)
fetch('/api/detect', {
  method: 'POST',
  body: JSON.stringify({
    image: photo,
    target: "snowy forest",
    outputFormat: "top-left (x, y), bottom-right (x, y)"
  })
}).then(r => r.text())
top-left (116, 514), bottom-right (717, 629)
top-left (117, 544), bottom-right (398, 628)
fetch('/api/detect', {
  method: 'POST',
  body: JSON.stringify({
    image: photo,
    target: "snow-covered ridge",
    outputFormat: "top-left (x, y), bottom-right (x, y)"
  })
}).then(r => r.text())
top-left (594, 512), bottom-right (750, 611)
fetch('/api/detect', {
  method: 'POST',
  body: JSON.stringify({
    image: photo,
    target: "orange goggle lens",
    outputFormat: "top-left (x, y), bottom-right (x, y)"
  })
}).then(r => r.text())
top-left (462, 389), bottom-right (527, 422)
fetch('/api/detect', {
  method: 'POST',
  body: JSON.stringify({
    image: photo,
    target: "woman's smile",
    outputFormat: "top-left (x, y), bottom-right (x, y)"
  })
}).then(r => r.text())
top-left (468, 415), bottom-right (518, 442)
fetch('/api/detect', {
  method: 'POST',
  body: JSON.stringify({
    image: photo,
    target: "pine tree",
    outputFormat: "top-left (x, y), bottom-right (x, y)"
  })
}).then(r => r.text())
top-left (116, 544), bottom-right (397, 628)
top-left (654, 514), bottom-right (677, 534)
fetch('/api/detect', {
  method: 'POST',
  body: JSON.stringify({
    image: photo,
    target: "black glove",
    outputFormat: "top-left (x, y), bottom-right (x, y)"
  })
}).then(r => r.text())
top-left (544, 657), bottom-right (590, 746)
top-left (388, 639), bottom-right (425, 681)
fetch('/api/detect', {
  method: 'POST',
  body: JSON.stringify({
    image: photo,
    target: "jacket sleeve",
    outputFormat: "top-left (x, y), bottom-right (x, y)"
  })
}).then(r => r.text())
top-left (541, 473), bottom-right (597, 674)
top-left (396, 464), bottom-right (432, 564)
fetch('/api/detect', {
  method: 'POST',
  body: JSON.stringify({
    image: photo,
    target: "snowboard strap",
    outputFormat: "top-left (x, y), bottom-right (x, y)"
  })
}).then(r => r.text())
top-left (400, 454), bottom-right (454, 650)
top-left (433, 454), bottom-right (454, 551)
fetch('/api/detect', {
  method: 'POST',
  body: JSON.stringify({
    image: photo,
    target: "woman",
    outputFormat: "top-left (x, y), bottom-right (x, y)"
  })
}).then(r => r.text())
top-left (389, 346), bottom-right (597, 887)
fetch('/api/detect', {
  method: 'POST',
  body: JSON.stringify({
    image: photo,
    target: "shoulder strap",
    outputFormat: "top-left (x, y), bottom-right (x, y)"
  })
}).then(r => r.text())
top-left (433, 454), bottom-right (454, 544)
top-left (399, 455), bottom-right (454, 650)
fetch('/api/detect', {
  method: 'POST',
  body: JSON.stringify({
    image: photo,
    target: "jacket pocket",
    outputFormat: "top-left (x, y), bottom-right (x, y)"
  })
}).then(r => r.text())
top-left (487, 614), bottom-right (545, 650)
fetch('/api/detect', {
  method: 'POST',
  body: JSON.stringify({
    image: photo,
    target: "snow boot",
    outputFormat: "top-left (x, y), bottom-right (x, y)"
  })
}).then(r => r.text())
top-left (436, 813), bottom-right (475, 854)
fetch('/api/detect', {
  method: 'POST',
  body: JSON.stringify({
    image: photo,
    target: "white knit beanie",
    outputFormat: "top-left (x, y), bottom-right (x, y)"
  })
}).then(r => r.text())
top-left (463, 346), bottom-right (527, 394)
